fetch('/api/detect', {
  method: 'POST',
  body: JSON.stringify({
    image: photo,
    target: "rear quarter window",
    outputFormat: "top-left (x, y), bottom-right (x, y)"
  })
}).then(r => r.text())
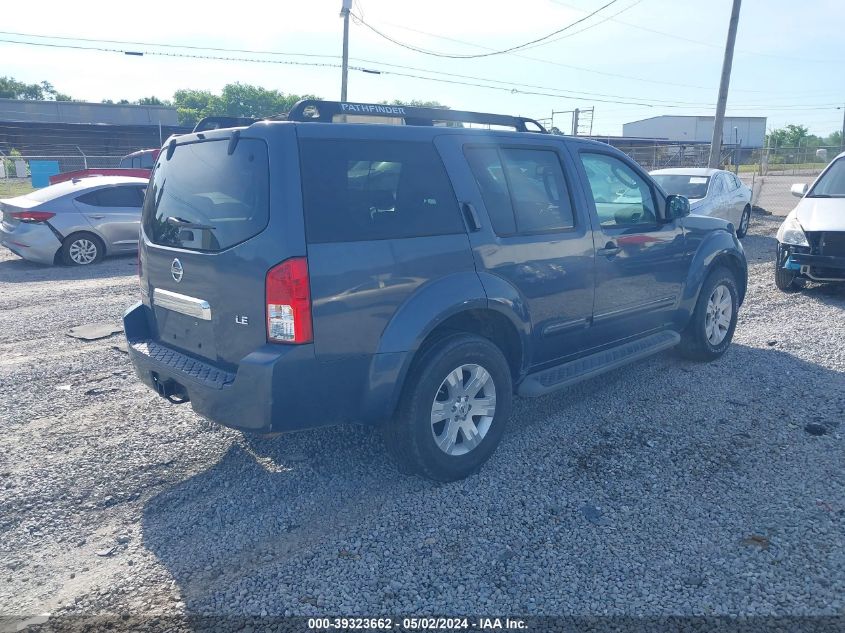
top-left (142, 138), bottom-right (269, 252)
top-left (299, 139), bottom-right (462, 243)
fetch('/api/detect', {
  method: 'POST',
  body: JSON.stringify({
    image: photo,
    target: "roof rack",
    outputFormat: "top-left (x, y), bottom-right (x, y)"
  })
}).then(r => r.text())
top-left (193, 116), bottom-right (258, 133)
top-left (283, 100), bottom-right (547, 133)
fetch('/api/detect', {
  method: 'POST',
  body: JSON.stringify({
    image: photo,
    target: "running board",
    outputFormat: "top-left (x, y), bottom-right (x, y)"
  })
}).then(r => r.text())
top-left (518, 331), bottom-right (681, 397)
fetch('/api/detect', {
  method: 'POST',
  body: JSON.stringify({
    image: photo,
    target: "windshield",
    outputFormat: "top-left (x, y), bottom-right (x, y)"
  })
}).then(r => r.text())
top-left (808, 157), bottom-right (845, 198)
top-left (142, 138), bottom-right (269, 252)
top-left (651, 174), bottom-right (710, 199)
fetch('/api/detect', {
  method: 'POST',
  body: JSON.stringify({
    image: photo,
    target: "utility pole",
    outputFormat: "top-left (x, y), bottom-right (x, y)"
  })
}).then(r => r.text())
top-left (839, 105), bottom-right (844, 153)
top-left (340, 0), bottom-right (352, 102)
top-left (708, 0), bottom-right (742, 168)
top-left (571, 108), bottom-right (580, 136)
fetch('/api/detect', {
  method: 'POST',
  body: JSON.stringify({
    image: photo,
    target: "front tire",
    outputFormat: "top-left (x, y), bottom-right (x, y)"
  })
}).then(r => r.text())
top-left (384, 334), bottom-right (513, 482)
top-left (677, 266), bottom-right (739, 361)
top-left (61, 232), bottom-right (104, 266)
top-left (774, 244), bottom-right (799, 292)
top-left (736, 205), bottom-right (751, 238)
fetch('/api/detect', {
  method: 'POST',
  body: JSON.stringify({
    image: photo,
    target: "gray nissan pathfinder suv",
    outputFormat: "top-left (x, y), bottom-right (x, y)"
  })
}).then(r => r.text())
top-left (124, 100), bottom-right (747, 481)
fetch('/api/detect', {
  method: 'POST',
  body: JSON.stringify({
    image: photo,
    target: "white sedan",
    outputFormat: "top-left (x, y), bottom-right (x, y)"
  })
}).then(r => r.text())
top-left (774, 152), bottom-right (845, 291)
top-left (650, 168), bottom-right (752, 238)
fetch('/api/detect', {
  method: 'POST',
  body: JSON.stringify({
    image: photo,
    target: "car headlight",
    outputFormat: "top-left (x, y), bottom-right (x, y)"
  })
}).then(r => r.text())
top-left (776, 215), bottom-right (809, 247)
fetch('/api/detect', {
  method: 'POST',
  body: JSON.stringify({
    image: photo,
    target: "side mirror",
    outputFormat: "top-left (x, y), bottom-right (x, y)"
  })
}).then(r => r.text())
top-left (791, 183), bottom-right (809, 198)
top-left (666, 194), bottom-right (690, 220)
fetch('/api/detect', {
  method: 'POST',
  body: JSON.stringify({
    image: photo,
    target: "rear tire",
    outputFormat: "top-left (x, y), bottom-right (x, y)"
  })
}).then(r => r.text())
top-left (384, 334), bottom-right (513, 482)
top-left (61, 232), bottom-right (105, 266)
top-left (677, 266), bottom-right (739, 362)
top-left (736, 204), bottom-right (751, 238)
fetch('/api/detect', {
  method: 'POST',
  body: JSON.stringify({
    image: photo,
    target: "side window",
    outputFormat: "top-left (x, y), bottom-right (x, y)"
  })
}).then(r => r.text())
top-left (77, 186), bottom-right (145, 208)
top-left (139, 153), bottom-right (156, 169)
top-left (464, 147), bottom-right (516, 235)
top-left (579, 153), bottom-right (657, 227)
top-left (465, 146), bottom-right (575, 235)
top-left (300, 140), bottom-right (462, 243)
top-left (711, 175), bottom-right (725, 195)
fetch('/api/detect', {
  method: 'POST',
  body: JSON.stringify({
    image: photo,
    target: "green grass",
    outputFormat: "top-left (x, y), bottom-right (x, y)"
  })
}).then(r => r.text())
top-left (0, 179), bottom-right (35, 198)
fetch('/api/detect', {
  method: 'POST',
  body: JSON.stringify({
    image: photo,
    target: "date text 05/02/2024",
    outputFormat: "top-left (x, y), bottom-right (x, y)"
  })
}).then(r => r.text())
top-left (307, 617), bottom-right (527, 630)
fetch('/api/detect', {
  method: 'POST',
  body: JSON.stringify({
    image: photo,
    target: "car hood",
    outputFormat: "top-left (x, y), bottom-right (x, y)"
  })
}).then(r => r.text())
top-left (793, 197), bottom-right (845, 232)
top-left (688, 197), bottom-right (712, 214)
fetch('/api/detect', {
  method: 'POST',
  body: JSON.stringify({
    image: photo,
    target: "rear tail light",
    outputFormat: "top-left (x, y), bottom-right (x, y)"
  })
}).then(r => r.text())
top-left (10, 211), bottom-right (56, 223)
top-left (266, 257), bottom-right (312, 344)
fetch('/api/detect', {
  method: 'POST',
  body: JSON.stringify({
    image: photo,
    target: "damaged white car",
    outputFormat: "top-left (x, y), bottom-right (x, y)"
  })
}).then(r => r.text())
top-left (775, 152), bottom-right (845, 291)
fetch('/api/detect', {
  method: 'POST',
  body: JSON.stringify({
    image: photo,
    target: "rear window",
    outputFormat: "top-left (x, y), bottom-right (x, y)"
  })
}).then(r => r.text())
top-left (142, 138), bottom-right (269, 252)
top-left (299, 139), bottom-right (462, 243)
top-left (77, 185), bottom-right (145, 208)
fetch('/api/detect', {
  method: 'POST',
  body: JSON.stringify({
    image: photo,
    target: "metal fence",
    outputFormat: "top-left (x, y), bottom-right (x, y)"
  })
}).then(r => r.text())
top-left (599, 141), bottom-right (841, 178)
top-left (1, 154), bottom-right (123, 178)
top-left (601, 142), bottom-right (834, 217)
top-left (0, 153), bottom-right (124, 198)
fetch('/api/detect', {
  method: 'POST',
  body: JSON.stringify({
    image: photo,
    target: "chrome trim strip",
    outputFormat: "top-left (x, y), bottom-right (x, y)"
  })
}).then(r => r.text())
top-left (153, 288), bottom-right (212, 321)
top-left (593, 296), bottom-right (676, 322)
top-left (542, 317), bottom-right (588, 337)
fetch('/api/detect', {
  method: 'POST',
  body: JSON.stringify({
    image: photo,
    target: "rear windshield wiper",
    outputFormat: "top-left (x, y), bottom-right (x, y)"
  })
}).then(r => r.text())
top-left (166, 216), bottom-right (216, 230)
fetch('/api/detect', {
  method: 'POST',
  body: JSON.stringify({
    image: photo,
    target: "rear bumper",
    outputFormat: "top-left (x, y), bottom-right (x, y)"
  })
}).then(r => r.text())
top-left (123, 302), bottom-right (384, 433)
top-left (0, 222), bottom-right (61, 265)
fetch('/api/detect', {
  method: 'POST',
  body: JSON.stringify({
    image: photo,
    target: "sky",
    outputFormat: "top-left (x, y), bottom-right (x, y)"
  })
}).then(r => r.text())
top-left (2, 0), bottom-right (844, 137)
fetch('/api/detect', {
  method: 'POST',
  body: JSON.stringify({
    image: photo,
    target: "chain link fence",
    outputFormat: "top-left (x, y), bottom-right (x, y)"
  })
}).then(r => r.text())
top-left (596, 141), bottom-right (841, 218)
top-left (0, 153), bottom-right (124, 197)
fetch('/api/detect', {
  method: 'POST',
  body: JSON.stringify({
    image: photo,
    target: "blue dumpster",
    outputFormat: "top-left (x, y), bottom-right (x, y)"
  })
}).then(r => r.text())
top-left (30, 161), bottom-right (60, 188)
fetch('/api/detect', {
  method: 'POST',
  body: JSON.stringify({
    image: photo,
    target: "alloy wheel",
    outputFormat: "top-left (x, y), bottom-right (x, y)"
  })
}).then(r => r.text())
top-left (68, 239), bottom-right (98, 265)
top-left (705, 283), bottom-right (733, 345)
top-left (430, 363), bottom-right (497, 456)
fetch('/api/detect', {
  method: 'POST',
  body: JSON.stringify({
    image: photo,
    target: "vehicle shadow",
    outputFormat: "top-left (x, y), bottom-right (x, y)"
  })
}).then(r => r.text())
top-left (0, 253), bottom-right (136, 283)
top-left (141, 342), bottom-right (844, 617)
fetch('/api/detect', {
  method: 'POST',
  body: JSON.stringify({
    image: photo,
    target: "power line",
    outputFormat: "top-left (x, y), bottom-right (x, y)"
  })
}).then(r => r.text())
top-left (0, 37), bottom-right (345, 70)
top-left (0, 35), bottom-right (840, 112)
top-left (518, 0), bottom-right (644, 52)
top-left (0, 30), bottom-right (337, 60)
top-left (548, 0), bottom-right (845, 64)
top-left (349, 0), bottom-right (622, 59)
top-left (376, 21), bottom-right (842, 96)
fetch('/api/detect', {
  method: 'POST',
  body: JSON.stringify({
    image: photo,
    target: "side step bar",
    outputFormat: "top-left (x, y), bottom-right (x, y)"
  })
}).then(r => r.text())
top-left (518, 330), bottom-right (681, 397)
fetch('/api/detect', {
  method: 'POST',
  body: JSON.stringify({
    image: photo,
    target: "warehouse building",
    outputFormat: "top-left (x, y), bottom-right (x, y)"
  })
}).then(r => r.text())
top-left (622, 115), bottom-right (767, 148)
top-left (0, 99), bottom-right (189, 168)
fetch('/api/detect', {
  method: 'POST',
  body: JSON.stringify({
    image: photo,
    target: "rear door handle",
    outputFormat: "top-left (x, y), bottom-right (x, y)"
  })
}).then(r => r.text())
top-left (87, 214), bottom-right (105, 220)
top-left (461, 202), bottom-right (482, 232)
top-left (597, 241), bottom-right (621, 257)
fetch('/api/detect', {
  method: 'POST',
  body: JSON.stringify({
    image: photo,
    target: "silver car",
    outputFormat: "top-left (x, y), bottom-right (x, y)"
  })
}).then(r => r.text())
top-left (650, 168), bottom-right (752, 237)
top-left (0, 176), bottom-right (147, 265)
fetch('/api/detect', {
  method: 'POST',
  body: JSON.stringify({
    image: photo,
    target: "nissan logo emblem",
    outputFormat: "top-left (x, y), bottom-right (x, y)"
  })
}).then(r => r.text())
top-left (171, 258), bottom-right (184, 283)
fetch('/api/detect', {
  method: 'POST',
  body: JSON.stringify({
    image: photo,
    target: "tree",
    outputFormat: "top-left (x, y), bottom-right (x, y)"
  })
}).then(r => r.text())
top-left (172, 88), bottom-right (217, 127)
top-left (384, 99), bottom-right (449, 109)
top-left (0, 77), bottom-right (71, 100)
top-left (137, 96), bottom-right (169, 106)
top-left (172, 84), bottom-right (317, 127)
top-left (823, 130), bottom-right (842, 147)
top-left (766, 124), bottom-right (810, 148)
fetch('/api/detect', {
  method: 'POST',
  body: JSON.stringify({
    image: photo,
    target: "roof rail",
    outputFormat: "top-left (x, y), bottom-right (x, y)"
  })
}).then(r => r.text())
top-left (284, 100), bottom-right (547, 133)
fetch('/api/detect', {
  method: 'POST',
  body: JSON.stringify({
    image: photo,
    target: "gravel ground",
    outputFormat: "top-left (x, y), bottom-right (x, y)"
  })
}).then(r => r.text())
top-left (1, 213), bottom-right (843, 626)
